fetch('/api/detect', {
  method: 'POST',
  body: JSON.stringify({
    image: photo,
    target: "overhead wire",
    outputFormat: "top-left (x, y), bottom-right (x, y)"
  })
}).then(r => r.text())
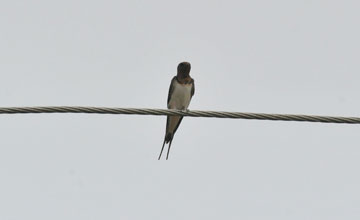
top-left (0, 106), bottom-right (359, 124)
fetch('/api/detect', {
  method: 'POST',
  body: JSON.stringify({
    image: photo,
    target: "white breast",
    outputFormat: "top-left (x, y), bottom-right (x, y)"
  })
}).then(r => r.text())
top-left (168, 81), bottom-right (192, 110)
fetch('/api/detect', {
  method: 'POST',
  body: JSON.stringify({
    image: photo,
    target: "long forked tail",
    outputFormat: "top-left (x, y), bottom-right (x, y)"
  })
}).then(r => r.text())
top-left (166, 139), bottom-right (173, 160)
top-left (158, 139), bottom-right (166, 160)
top-left (158, 133), bottom-right (173, 160)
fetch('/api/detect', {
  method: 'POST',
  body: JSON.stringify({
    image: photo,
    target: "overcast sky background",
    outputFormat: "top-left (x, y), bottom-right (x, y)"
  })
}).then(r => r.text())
top-left (1, 0), bottom-right (360, 219)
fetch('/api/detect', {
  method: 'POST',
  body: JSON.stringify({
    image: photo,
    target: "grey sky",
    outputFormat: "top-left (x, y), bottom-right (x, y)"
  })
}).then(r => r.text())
top-left (1, 0), bottom-right (360, 219)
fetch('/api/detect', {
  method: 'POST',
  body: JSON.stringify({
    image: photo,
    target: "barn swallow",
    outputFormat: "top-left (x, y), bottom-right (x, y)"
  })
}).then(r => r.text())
top-left (158, 62), bottom-right (195, 160)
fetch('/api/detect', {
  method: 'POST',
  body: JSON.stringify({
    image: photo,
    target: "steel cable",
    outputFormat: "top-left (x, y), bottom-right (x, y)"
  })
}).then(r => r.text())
top-left (0, 106), bottom-right (359, 124)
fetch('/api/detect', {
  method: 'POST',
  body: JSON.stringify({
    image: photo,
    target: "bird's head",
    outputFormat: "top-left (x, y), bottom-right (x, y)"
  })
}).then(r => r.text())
top-left (177, 62), bottom-right (191, 77)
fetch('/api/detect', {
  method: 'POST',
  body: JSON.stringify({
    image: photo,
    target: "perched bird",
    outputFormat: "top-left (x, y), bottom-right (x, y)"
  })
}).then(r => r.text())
top-left (158, 62), bottom-right (195, 160)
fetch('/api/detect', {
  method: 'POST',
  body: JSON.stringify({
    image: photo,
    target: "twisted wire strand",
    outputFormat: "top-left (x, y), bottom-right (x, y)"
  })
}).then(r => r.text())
top-left (0, 106), bottom-right (359, 124)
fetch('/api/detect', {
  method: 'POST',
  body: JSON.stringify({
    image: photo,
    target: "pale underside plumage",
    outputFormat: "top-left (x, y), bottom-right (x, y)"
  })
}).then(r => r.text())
top-left (168, 79), bottom-right (193, 110)
top-left (166, 80), bottom-right (193, 135)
